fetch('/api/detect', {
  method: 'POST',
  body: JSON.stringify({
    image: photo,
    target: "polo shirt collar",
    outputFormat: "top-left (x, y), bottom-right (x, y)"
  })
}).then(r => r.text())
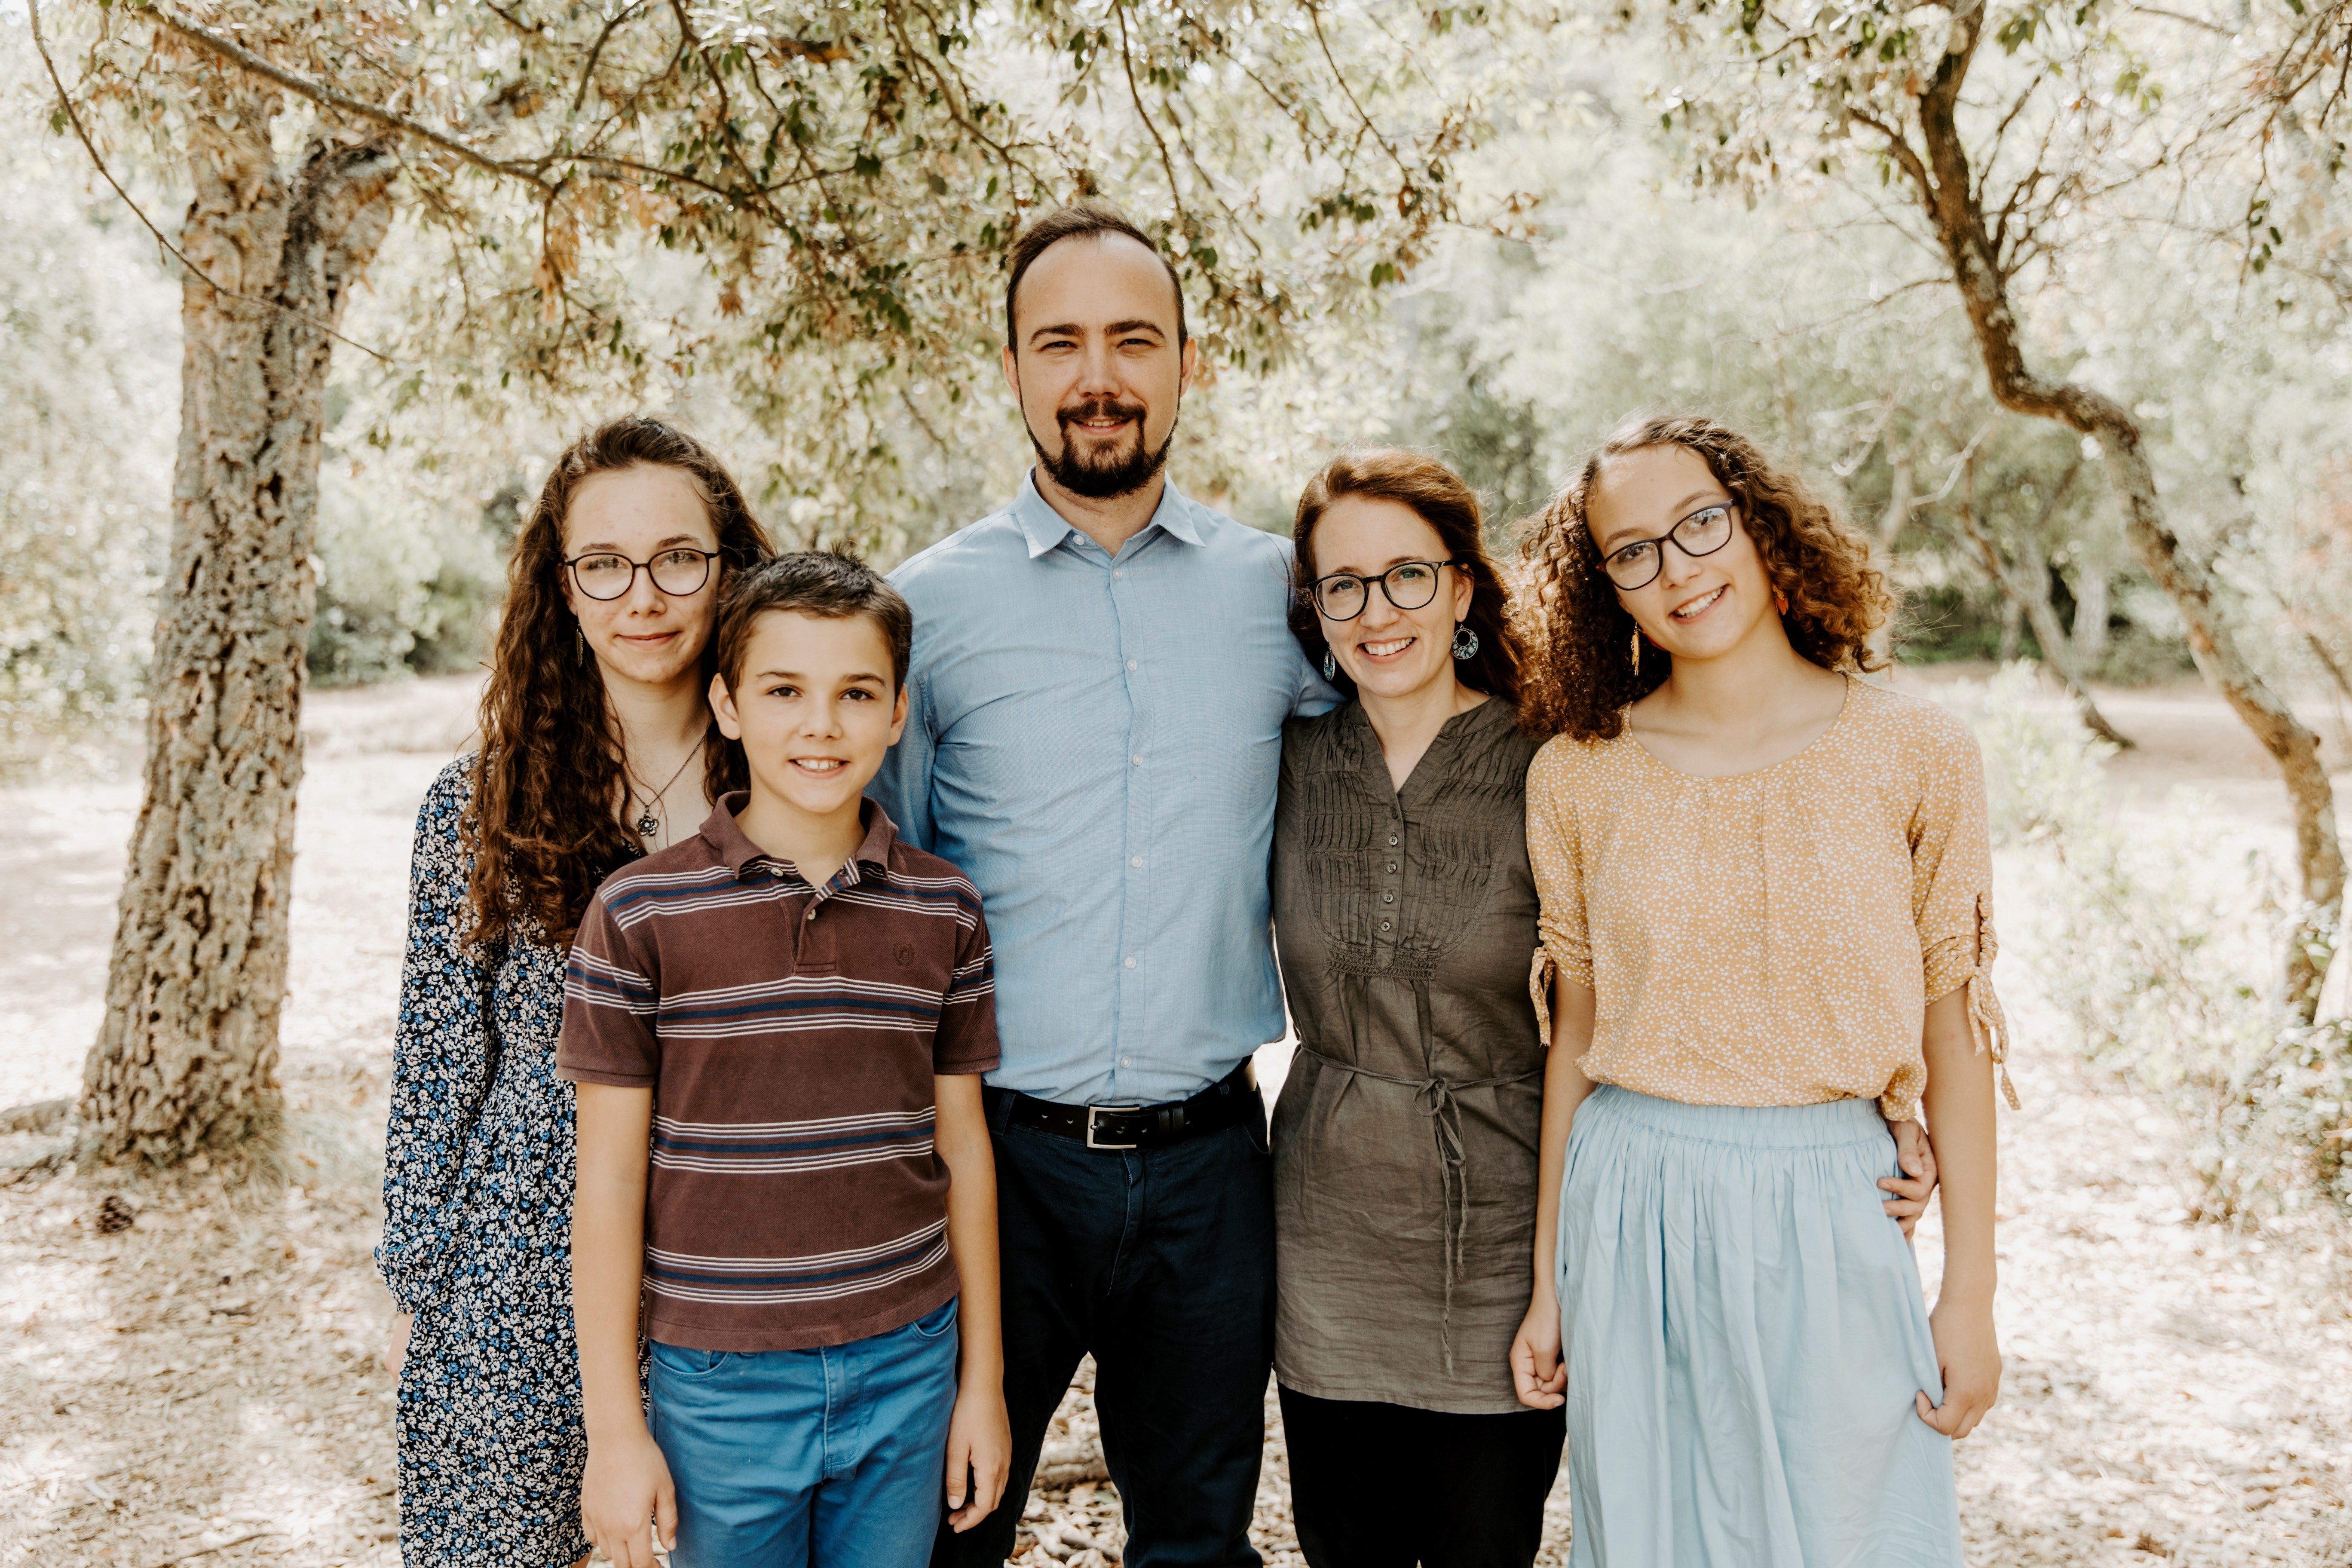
top-left (699, 793), bottom-right (901, 884)
top-left (1010, 469), bottom-right (1205, 559)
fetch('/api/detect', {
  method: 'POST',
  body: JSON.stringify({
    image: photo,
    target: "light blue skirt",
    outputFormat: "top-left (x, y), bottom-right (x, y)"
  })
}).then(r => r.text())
top-left (1557, 1087), bottom-right (1964, 1568)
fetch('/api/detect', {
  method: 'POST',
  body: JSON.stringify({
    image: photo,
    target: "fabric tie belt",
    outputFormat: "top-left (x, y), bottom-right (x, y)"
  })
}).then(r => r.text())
top-left (1293, 1046), bottom-right (1541, 1370)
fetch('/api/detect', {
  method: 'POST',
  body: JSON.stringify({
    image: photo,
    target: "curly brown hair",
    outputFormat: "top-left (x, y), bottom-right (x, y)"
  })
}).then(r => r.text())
top-left (1516, 415), bottom-right (1890, 741)
top-left (1290, 447), bottom-right (1531, 723)
top-left (467, 416), bottom-right (773, 953)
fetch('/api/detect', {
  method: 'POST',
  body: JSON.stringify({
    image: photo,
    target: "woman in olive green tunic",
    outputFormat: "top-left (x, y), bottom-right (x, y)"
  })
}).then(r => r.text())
top-left (1270, 449), bottom-right (1561, 1568)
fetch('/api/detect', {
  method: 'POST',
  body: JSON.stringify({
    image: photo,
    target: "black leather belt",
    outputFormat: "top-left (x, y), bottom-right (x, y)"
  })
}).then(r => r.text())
top-left (992, 1062), bottom-right (1259, 1151)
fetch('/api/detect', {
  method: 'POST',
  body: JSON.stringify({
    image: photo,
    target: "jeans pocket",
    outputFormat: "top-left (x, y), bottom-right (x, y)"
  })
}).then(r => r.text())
top-left (906, 1296), bottom-right (959, 1340)
top-left (649, 1340), bottom-right (729, 1377)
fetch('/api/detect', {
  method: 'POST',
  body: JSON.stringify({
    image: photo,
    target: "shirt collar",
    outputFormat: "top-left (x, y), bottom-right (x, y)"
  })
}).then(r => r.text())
top-left (698, 793), bottom-right (900, 884)
top-left (1010, 469), bottom-right (1206, 559)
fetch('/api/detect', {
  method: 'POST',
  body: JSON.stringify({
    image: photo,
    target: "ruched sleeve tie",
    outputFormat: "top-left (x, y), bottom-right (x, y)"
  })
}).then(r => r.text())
top-left (1927, 892), bottom-right (2019, 1111)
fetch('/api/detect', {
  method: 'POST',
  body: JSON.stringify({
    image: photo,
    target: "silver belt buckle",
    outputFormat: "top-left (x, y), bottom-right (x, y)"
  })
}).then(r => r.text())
top-left (1085, 1104), bottom-right (1142, 1150)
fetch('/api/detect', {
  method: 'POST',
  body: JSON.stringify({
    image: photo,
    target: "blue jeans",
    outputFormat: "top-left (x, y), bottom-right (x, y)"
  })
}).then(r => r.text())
top-left (932, 1088), bottom-right (1274, 1568)
top-left (650, 1297), bottom-right (960, 1568)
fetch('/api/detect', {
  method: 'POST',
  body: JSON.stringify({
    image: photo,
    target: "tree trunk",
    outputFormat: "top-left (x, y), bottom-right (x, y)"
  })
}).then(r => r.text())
top-left (1997, 595), bottom-right (2022, 662)
top-left (1900, 5), bottom-right (2344, 1015)
top-left (1951, 498), bottom-right (2133, 748)
top-left (2072, 555), bottom-right (2112, 670)
top-left (1868, 447), bottom-right (1915, 668)
top-left (76, 73), bottom-right (397, 1164)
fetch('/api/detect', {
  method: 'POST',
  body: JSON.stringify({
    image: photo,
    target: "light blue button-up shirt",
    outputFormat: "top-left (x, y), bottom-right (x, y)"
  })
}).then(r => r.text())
top-left (873, 473), bottom-right (1335, 1106)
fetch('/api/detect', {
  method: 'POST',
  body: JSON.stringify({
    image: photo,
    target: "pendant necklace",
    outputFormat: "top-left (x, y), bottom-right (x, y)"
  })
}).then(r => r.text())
top-left (625, 740), bottom-right (701, 844)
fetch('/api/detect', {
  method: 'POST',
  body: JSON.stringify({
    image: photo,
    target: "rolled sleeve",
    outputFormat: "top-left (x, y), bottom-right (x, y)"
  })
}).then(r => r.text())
top-left (1525, 744), bottom-right (1595, 1051)
top-left (1909, 722), bottom-right (2017, 1109)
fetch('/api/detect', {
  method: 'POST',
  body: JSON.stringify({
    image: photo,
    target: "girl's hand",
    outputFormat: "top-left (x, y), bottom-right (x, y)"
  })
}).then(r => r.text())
top-left (1879, 1119), bottom-right (1938, 1240)
top-left (944, 1380), bottom-right (1011, 1532)
top-left (1509, 1294), bottom-right (1568, 1410)
top-left (383, 1312), bottom-right (413, 1378)
top-left (580, 1426), bottom-right (677, 1568)
top-left (1915, 1300), bottom-right (2001, 1439)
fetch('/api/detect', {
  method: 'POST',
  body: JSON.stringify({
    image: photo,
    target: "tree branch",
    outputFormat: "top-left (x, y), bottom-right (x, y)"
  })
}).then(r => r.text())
top-left (152, 8), bottom-right (551, 190)
top-left (1850, 106), bottom-right (1936, 202)
top-left (573, 2), bottom-right (647, 115)
top-left (1113, 2), bottom-right (1192, 239)
top-left (29, 0), bottom-right (392, 362)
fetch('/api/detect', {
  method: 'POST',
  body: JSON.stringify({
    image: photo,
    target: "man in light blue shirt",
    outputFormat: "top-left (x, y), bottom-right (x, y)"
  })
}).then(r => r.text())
top-left (874, 203), bottom-right (1332, 1566)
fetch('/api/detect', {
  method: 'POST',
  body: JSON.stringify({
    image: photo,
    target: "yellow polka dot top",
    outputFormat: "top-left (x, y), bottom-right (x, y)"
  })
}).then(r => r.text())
top-left (1525, 677), bottom-right (2013, 1124)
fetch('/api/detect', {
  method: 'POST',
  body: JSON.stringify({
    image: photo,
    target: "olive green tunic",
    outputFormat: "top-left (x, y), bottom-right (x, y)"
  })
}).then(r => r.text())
top-left (1270, 696), bottom-right (1547, 1415)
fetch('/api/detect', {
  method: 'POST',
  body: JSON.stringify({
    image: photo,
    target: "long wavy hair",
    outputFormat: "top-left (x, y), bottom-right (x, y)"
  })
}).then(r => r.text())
top-left (1517, 415), bottom-right (1890, 742)
top-left (1290, 447), bottom-right (1530, 723)
top-left (467, 416), bottom-right (774, 953)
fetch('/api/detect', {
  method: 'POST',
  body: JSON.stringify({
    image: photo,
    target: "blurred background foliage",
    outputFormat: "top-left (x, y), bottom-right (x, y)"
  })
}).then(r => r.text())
top-left (3, 0), bottom-right (2351, 1200)
top-left (3, 1), bottom-right (2349, 724)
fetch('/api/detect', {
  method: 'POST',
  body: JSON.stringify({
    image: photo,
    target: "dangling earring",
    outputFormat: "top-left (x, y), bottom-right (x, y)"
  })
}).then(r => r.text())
top-left (1451, 623), bottom-right (1479, 660)
top-left (1774, 590), bottom-right (1789, 616)
top-left (1630, 629), bottom-right (1642, 678)
top-left (576, 622), bottom-right (588, 666)
top-left (1322, 650), bottom-right (1338, 681)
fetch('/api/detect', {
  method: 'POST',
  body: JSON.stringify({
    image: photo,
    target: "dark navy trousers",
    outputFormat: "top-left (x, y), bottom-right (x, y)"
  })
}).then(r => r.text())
top-left (931, 1081), bottom-right (1274, 1568)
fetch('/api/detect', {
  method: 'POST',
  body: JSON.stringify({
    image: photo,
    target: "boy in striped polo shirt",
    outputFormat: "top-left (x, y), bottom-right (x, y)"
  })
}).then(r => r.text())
top-left (560, 552), bottom-right (1009, 1568)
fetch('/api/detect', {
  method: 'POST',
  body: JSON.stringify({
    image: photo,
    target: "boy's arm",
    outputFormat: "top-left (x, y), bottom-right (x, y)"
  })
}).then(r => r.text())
top-left (934, 1072), bottom-right (1010, 1531)
top-left (573, 1083), bottom-right (676, 1568)
top-left (1916, 986), bottom-right (2001, 1438)
top-left (1511, 974), bottom-right (1598, 1410)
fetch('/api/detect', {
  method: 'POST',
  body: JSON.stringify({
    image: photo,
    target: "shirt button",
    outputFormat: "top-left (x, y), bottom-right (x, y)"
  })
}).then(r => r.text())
top-left (1126, 659), bottom-right (1138, 671)
top-left (1132, 753), bottom-right (1144, 767)
top-left (1124, 956), bottom-right (1138, 969)
top-left (1380, 919), bottom-right (1392, 932)
top-left (1388, 836), bottom-right (1400, 847)
top-left (1387, 861), bottom-right (1398, 873)
top-left (1113, 568), bottom-right (1125, 579)
top-left (1121, 1056), bottom-right (1133, 1067)
top-left (1130, 856), bottom-right (1144, 868)
top-left (805, 908), bottom-right (816, 921)
top-left (1383, 891), bottom-right (1395, 903)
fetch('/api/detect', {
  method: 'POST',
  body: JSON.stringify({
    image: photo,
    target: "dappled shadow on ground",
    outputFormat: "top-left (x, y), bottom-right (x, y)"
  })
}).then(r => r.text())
top-left (0, 1073), bottom-right (401, 1568)
top-left (3, 671), bottom-right (2350, 1566)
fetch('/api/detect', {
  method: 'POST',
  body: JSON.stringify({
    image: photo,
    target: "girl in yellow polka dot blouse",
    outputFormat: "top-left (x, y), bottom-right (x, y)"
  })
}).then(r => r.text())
top-left (1506, 415), bottom-right (2010, 1568)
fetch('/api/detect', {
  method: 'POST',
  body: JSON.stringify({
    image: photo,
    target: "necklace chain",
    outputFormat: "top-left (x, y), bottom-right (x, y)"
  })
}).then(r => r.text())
top-left (625, 738), bottom-right (701, 843)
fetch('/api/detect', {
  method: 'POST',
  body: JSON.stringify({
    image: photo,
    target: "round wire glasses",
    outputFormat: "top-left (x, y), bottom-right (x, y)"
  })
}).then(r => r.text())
top-left (1306, 559), bottom-right (1461, 622)
top-left (564, 547), bottom-right (719, 601)
top-left (1599, 505), bottom-right (1736, 591)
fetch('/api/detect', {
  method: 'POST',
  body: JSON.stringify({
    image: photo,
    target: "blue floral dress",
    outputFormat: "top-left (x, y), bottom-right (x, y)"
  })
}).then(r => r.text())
top-left (379, 758), bottom-right (605, 1567)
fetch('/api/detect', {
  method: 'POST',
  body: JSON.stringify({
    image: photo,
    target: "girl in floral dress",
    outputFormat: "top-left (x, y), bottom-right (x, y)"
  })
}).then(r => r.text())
top-left (377, 417), bottom-right (770, 1566)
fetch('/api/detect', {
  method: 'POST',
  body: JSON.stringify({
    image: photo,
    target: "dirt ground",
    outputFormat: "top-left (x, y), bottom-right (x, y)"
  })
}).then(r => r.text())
top-left (2, 667), bottom-right (2349, 1567)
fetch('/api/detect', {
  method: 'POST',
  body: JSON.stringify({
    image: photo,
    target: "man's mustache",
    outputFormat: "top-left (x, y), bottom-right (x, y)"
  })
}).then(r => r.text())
top-left (1057, 399), bottom-right (1148, 437)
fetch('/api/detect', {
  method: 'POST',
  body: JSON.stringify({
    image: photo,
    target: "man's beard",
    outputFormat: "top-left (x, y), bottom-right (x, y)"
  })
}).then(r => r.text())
top-left (1032, 398), bottom-right (1179, 500)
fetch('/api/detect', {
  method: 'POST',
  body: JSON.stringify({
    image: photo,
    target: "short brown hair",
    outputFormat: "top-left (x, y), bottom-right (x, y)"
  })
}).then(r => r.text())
top-left (1516, 414), bottom-right (1892, 741)
top-left (1290, 448), bottom-right (1529, 721)
top-left (1004, 201), bottom-right (1188, 350)
top-left (712, 551), bottom-right (914, 696)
